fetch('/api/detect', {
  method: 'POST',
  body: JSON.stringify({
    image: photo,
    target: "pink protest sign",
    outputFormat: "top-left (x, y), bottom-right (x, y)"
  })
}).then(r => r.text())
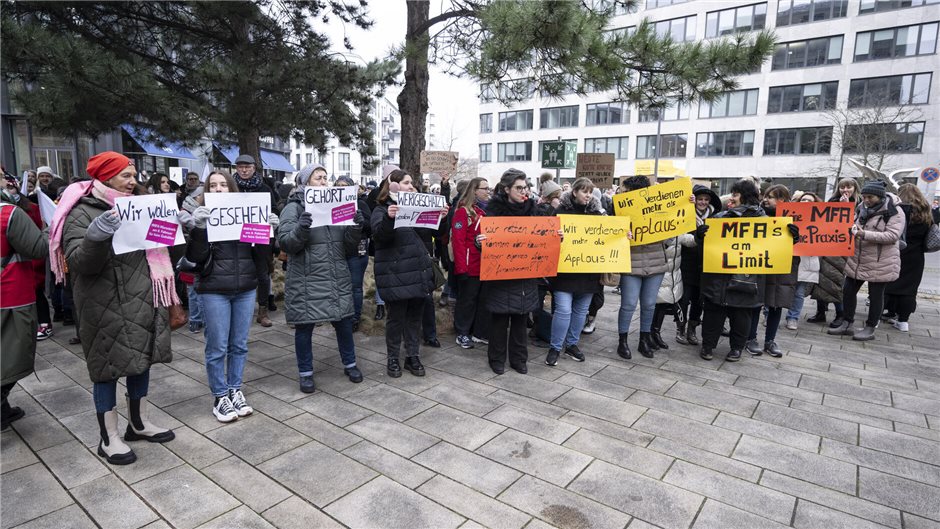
top-left (145, 219), bottom-right (179, 246)
top-left (332, 203), bottom-right (356, 224)
top-left (415, 211), bottom-right (441, 225)
top-left (240, 223), bottom-right (270, 244)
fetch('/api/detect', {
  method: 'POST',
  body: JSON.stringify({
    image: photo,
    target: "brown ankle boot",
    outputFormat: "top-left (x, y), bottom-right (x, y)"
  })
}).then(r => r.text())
top-left (256, 305), bottom-right (273, 327)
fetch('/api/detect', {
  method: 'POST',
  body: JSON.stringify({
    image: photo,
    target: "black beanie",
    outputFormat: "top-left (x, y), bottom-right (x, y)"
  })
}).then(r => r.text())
top-left (860, 180), bottom-right (886, 198)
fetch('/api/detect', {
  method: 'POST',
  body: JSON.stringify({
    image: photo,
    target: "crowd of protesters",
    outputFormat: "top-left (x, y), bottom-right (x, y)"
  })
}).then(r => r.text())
top-left (2, 153), bottom-right (938, 467)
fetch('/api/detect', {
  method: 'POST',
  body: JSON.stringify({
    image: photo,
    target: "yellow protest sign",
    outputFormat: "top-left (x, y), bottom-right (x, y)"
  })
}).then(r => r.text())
top-left (633, 160), bottom-right (688, 178)
top-left (613, 178), bottom-right (695, 245)
top-left (703, 217), bottom-right (794, 274)
top-left (558, 215), bottom-right (632, 273)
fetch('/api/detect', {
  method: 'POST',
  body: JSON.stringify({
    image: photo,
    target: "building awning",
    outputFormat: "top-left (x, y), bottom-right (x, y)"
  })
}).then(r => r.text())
top-left (213, 143), bottom-right (294, 173)
top-left (122, 125), bottom-right (196, 160)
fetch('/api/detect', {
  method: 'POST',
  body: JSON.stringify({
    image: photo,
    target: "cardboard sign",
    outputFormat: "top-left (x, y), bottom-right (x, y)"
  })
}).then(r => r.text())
top-left (204, 192), bottom-right (272, 243)
top-left (480, 217), bottom-right (561, 280)
top-left (613, 178), bottom-right (695, 245)
top-left (394, 192), bottom-right (446, 229)
top-left (558, 215), bottom-right (632, 273)
top-left (303, 186), bottom-right (359, 228)
top-left (576, 153), bottom-right (616, 189)
top-left (703, 217), bottom-right (794, 274)
top-left (419, 151), bottom-right (458, 174)
top-left (777, 202), bottom-right (855, 256)
top-left (112, 193), bottom-right (185, 255)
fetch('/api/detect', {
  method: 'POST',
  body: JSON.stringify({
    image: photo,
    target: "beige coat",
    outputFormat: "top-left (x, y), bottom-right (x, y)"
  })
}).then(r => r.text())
top-left (844, 194), bottom-right (905, 283)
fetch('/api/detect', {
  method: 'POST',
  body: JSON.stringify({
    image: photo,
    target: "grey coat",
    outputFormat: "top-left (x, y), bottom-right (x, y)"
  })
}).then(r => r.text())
top-left (628, 240), bottom-right (669, 277)
top-left (277, 199), bottom-right (359, 325)
top-left (64, 196), bottom-right (171, 383)
top-left (845, 194), bottom-right (905, 283)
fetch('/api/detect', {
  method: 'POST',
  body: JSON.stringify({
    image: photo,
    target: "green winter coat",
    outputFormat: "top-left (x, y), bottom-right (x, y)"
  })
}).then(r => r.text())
top-left (276, 198), bottom-right (360, 325)
top-left (63, 196), bottom-right (172, 383)
top-left (1, 203), bottom-right (48, 386)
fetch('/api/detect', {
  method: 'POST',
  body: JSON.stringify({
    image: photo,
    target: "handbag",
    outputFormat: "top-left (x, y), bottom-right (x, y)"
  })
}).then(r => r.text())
top-left (925, 223), bottom-right (940, 253)
top-left (726, 274), bottom-right (758, 296)
top-left (431, 260), bottom-right (446, 290)
top-left (168, 304), bottom-right (187, 330)
top-left (176, 251), bottom-right (213, 277)
top-left (600, 273), bottom-right (621, 287)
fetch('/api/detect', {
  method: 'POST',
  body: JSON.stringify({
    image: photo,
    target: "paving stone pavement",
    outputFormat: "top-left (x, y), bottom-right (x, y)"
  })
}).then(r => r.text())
top-left (2, 290), bottom-right (939, 529)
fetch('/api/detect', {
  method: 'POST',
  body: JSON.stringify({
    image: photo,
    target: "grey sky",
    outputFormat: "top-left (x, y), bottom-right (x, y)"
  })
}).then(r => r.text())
top-left (321, 1), bottom-right (481, 159)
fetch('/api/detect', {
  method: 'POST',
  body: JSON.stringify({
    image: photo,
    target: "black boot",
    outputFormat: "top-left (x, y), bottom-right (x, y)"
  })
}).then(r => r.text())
top-left (650, 306), bottom-right (669, 350)
top-left (675, 320), bottom-right (689, 345)
top-left (617, 333), bottom-right (631, 359)
top-left (1, 400), bottom-right (24, 431)
top-left (404, 356), bottom-right (426, 377)
top-left (806, 311), bottom-right (827, 324)
top-left (686, 320), bottom-right (700, 346)
top-left (638, 332), bottom-right (655, 358)
top-left (387, 357), bottom-right (402, 378)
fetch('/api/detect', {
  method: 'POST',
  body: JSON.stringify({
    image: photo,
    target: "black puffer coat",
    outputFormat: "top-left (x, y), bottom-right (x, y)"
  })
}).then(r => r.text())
top-left (697, 204), bottom-right (767, 308)
top-left (550, 192), bottom-right (602, 295)
top-left (371, 200), bottom-right (436, 302)
top-left (812, 256), bottom-right (846, 303)
top-left (885, 204), bottom-right (930, 297)
top-left (483, 193), bottom-right (540, 315)
top-left (186, 228), bottom-right (268, 295)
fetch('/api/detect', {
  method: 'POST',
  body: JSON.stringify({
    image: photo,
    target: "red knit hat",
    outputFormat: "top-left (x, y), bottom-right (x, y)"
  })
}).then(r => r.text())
top-left (86, 151), bottom-right (133, 182)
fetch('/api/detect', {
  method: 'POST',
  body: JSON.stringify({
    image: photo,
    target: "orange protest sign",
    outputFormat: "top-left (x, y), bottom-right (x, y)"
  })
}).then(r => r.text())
top-left (777, 202), bottom-right (855, 256)
top-left (480, 217), bottom-right (561, 280)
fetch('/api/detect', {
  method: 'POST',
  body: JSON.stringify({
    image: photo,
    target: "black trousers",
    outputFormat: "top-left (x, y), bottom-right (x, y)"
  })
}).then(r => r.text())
top-left (843, 277), bottom-right (887, 328)
top-left (422, 294), bottom-right (437, 341)
top-left (701, 300), bottom-right (753, 351)
top-left (386, 298), bottom-right (424, 360)
top-left (454, 275), bottom-right (490, 339)
top-left (885, 294), bottom-right (917, 322)
top-left (588, 290), bottom-right (605, 318)
top-left (34, 286), bottom-right (50, 325)
top-left (489, 313), bottom-right (528, 368)
top-left (680, 283), bottom-right (703, 323)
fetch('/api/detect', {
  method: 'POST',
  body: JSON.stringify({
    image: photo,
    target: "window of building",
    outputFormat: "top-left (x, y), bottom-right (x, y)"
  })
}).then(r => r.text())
top-left (695, 130), bottom-right (756, 156)
top-left (480, 114), bottom-right (492, 133)
top-left (296, 154), bottom-right (301, 170)
top-left (854, 23), bottom-right (939, 61)
top-left (767, 81), bottom-right (838, 112)
top-left (776, 0), bottom-right (848, 26)
top-left (705, 3), bottom-right (767, 38)
top-left (338, 153), bottom-right (350, 172)
top-left (763, 127), bottom-right (833, 155)
top-left (586, 102), bottom-right (629, 125)
top-left (654, 15), bottom-right (697, 42)
top-left (636, 134), bottom-right (688, 158)
top-left (849, 73), bottom-right (932, 107)
top-left (540, 106), bottom-right (580, 129)
top-left (498, 110), bottom-right (534, 131)
top-left (859, 0), bottom-right (939, 14)
top-left (606, 26), bottom-right (637, 39)
top-left (698, 89), bottom-right (759, 118)
top-left (638, 103), bottom-right (690, 122)
top-left (647, 0), bottom-right (690, 8)
top-left (497, 142), bottom-right (533, 162)
top-left (584, 137), bottom-right (630, 159)
top-left (592, 0), bottom-right (637, 15)
top-left (480, 84), bottom-right (496, 103)
top-left (305, 153), bottom-right (313, 165)
top-left (843, 122), bottom-right (925, 152)
top-left (479, 144), bottom-right (492, 163)
top-left (772, 35), bottom-right (843, 69)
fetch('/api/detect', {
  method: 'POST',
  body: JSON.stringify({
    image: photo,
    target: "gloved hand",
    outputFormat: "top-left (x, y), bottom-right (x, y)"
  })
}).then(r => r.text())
top-left (86, 209), bottom-right (122, 242)
top-left (354, 209), bottom-right (367, 228)
top-left (182, 195), bottom-right (200, 213)
top-left (192, 206), bottom-right (211, 229)
top-left (177, 210), bottom-right (196, 230)
top-left (787, 223), bottom-right (800, 243)
top-left (298, 211), bottom-right (313, 229)
top-left (269, 212), bottom-right (280, 229)
top-left (695, 224), bottom-right (709, 238)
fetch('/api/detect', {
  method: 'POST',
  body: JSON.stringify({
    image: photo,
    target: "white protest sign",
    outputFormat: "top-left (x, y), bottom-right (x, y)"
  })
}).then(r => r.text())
top-left (168, 167), bottom-right (186, 186)
top-left (303, 186), bottom-right (358, 228)
top-left (394, 192), bottom-right (446, 229)
top-left (204, 192), bottom-right (272, 243)
top-left (112, 193), bottom-right (185, 255)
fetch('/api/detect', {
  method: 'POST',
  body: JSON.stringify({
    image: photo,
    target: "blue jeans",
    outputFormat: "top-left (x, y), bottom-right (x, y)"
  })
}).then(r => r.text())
top-left (550, 291), bottom-right (593, 350)
top-left (347, 255), bottom-right (368, 322)
top-left (618, 274), bottom-right (665, 334)
top-left (202, 289), bottom-right (256, 397)
top-left (188, 284), bottom-right (204, 325)
top-left (787, 282), bottom-right (811, 321)
top-left (93, 371), bottom-right (150, 413)
top-left (294, 317), bottom-right (357, 376)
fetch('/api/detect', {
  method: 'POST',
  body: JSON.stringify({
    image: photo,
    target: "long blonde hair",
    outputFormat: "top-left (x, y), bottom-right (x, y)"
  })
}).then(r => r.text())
top-left (458, 177), bottom-right (488, 220)
top-left (898, 183), bottom-right (932, 226)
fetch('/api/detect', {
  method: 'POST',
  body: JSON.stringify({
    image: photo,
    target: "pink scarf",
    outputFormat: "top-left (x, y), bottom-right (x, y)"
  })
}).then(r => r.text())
top-left (49, 180), bottom-right (180, 308)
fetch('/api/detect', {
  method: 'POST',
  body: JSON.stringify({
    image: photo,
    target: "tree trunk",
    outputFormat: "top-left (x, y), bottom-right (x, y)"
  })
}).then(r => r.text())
top-left (397, 0), bottom-right (430, 178)
top-left (231, 14), bottom-right (261, 169)
top-left (237, 128), bottom-right (261, 170)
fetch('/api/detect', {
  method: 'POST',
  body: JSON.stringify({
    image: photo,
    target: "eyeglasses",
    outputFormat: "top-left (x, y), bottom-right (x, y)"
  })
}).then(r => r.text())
top-left (511, 185), bottom-right (527, 192)
top-left (477, 187), bottom-right (490, 192)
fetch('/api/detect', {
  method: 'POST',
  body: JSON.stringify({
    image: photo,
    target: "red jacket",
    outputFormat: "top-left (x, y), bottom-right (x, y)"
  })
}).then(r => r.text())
top-left (22, 201), bottom-right (45, 288)
top-left (451, 204), bottom-right (484, 276)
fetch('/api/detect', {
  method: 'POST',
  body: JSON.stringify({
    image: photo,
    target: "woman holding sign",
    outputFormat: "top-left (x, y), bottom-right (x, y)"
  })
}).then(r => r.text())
top-left (371, 169), bottom-right (445, 378)
top-left (279, 164), bottom-right (365, 391)
top-left (451, 177), bottom-right (491, 349)
top-left (183, 170), bottom-right (269, 422)
top-left (52, 151), bottom-right (177, 465)
top-left (481, 169), bottom-right (541, 374)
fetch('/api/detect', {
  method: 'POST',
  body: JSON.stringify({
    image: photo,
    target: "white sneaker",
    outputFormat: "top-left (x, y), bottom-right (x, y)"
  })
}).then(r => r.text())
top-left (893, 321), bottom-right (909, 332)
top-left (471, 336), bottom-right (489, 345)
top-left (229, 390), bottom-right (253, 417)
top-left (213, 396), bottom-right (238, 423)
top-left (36, 324), bottom-right (53, 341)
top-left (582, 316), bottom-right (596, 334)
